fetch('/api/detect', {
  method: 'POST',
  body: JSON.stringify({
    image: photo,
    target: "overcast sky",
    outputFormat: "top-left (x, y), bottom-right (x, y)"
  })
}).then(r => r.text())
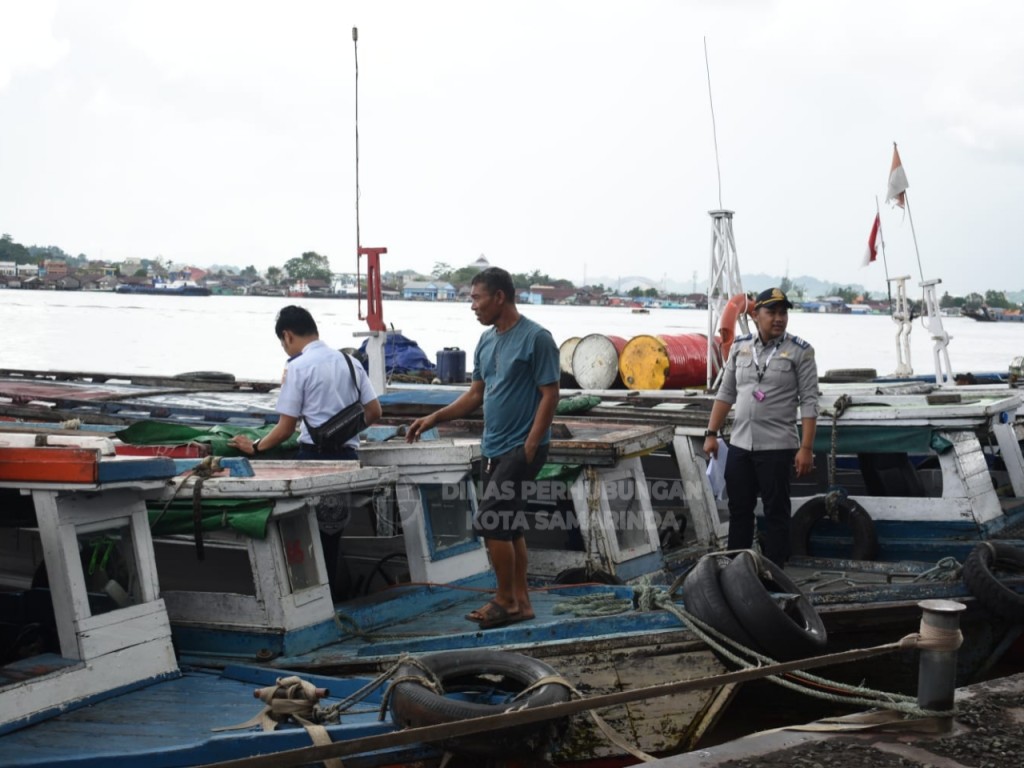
top-left (2, 1), bottom-right (1022, 295)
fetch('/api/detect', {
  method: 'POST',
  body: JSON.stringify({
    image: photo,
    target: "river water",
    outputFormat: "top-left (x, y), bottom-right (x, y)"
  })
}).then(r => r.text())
top-left (2, 289), bottom-right (1023, 383)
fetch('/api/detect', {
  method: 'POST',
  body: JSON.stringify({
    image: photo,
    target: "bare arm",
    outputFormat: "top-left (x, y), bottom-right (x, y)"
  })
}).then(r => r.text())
top-left (405, 380), bottom-right (485, 441)
top-left (524, 382), bottom-right (559, 462)
top-left (229, 414), bottom-right (299, 456)
top-left (362, 398), bottom-right (383, 427)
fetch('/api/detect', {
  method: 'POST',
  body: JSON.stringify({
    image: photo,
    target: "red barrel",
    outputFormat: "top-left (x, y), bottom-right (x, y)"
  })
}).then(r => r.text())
top-left (619, 333), bottom-right (723, 390)
top-left (572, 334), bottom-right (628, 390)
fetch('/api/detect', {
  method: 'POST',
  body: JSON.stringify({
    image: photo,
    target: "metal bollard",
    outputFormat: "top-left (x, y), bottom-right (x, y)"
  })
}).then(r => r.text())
top-left (916, 599), bottom-right (966, 719)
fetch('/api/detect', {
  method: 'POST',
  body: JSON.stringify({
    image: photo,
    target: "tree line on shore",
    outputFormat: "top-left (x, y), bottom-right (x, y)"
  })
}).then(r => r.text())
top-left (2, 233), bottom-right (1020, 308)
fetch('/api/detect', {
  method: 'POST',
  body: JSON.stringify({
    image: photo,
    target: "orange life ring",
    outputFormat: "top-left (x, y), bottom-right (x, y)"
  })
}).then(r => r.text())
top-left (718, 293), bottom-right (755, 362)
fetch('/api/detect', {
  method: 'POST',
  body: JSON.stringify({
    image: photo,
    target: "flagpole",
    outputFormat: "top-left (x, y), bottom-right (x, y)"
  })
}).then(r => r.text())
top-left (875, 196), bottom-right (893, 313)
top-left (904, 192), bottom-right (925, 283)
top-left (890, 142), bottom-right (925, 283)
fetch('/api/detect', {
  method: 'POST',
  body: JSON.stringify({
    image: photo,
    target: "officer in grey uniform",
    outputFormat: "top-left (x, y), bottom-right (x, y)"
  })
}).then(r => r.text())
top-left (703, 287), bottom-right (819, 566)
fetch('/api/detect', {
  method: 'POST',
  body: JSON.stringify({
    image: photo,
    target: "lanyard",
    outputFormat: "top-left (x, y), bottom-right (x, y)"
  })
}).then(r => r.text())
top-left (752, 340), bottom-right (781, 383)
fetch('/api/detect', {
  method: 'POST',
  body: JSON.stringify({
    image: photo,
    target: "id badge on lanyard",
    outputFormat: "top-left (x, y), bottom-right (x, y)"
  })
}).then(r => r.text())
top-left (752, 344), bottom-right (778, 402)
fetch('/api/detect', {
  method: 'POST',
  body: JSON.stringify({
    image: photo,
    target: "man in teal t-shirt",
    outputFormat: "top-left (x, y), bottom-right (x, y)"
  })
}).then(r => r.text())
top-left (407, 267), bottom-right (559, 629)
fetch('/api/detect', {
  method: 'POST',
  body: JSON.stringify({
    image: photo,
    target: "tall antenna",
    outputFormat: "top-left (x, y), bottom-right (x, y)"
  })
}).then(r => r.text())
top-left (704, 37), bottom-right (723, 209)
top-left (703, 37), bottom-right (745, 390)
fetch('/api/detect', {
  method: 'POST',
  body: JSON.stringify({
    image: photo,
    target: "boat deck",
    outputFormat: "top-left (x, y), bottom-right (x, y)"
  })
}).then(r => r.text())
top-left (178, 582), bottom-right (692, 675)
top-left (0, 665), bottom-right (406, 768)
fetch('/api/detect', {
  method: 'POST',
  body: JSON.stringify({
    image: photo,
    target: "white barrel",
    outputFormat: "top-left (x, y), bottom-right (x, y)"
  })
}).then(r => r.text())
top-left (558, 337), bottom-right (581, 387)
top-left (572, 334), bottom-right (628, 390)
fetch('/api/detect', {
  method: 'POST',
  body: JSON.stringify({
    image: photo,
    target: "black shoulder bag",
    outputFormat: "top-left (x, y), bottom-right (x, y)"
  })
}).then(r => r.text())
top-left (304, 354), bottom-right (366, 452)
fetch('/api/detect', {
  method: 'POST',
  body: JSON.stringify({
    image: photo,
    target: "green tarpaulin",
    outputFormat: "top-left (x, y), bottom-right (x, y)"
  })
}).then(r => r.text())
top-left (148, 498), bottom-right (273, 539)
top-left (807, 425), bottom-right (952, 455)
top-left (117, 421), bottom-right (298, 457)
top-left (556, 395), bottom-right (601, 415)
top-left (535, 463), bottom-right (584, 484)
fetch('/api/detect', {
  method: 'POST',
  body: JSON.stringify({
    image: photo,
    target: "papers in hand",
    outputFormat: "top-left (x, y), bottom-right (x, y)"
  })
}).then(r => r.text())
top-left (706, 440), bottom-right (728, 499)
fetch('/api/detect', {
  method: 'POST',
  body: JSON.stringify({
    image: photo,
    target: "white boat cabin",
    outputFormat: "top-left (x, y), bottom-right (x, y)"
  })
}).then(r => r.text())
top-left (0, 442), bottom-right (179, 734)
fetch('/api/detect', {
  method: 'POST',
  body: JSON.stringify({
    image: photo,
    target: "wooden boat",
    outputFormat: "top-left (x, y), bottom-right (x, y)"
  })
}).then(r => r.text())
top-left (4, 378), bottom-right (1024, 761)
top-left (0, 446), bottom-right (437, 767)
top-left (0, 426), bottom-right (742, 762)
top-left (114, 280), bottom-right (211, 296)
top-left (147, 423), bottom-right (751, 761)
top-left (963, 305), bottom-right (1024, 322)
top-left (122, 415), bottom-right (1024, 756)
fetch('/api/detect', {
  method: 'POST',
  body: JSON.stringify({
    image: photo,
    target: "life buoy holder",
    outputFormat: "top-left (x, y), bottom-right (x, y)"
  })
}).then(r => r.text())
top-left (717, 293), bottom-right (755, 363)
top-left (790, 496), bottom-right (879, 561)
top-left (388, 650), bottom-right (571, 756)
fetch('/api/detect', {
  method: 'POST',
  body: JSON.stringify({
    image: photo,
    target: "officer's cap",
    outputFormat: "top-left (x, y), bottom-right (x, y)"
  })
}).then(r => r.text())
top-left (754, 287), bottom-right (793, 310)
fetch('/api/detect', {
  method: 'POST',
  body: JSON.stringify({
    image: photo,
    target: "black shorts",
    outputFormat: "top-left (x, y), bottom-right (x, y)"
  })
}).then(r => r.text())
top-left (474, 444), bottom-right (549, 541)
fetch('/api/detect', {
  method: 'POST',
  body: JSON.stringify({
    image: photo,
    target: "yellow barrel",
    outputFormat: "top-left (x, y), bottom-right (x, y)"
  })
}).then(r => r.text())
top-left (618, 333), bottom-right (721, 390)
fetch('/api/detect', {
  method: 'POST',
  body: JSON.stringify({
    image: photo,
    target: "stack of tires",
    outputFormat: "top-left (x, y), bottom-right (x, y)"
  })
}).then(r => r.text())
top-left (681, 550), bottom-right (828, 661)
top-left (963, 542), bottom-right (1024, 622)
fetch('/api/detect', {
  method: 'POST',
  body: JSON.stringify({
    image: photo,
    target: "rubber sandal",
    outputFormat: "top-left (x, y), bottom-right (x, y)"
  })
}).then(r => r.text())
top-left (467, 600), bottom-right (522, 629)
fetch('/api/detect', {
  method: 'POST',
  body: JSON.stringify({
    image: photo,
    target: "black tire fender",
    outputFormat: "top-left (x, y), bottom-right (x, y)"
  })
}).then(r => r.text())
top-left (821, 368), bottom-right (878, 382)
top-left (791, 496), bottom-right (879, 561)
top-left (389, 650), bottom-right (570, 756)
top-left (680, 554), bottom-right (760, 651)
top-left (963, 542), bottom-right (1024, 622)
top-left (720, 550), bottom-right (828, 661)
top-left (174, 371), bottom-right (236, 382)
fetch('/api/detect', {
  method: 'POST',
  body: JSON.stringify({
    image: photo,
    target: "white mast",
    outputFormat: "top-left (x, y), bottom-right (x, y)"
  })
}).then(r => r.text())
top-left (887, 142), bottom-right (953, 385)
top-left (706, 210), bottom-right (746, 389)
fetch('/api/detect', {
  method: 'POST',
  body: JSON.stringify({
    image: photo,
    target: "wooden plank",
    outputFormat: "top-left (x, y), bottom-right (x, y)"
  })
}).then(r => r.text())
top-left (96, 457), bottom-right (178, 483)
top-left (0, 366), bottom-right (277, 392)
top-left (0, 432), bottom-right (117, 454)
top-left (116, 443), bottom-right (210, 458)
top-left (0, 447), bottom-right (99, 484)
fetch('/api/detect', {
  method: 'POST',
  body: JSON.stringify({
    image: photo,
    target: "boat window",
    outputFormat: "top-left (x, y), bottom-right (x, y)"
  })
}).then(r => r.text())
top-left (278, 514), bottom-right (321, 593)
top-left (152, 537), bottom-right (256, 595)
top-left (76, 525), bottom-right (139, 616)
top-left (419, 474), bottom-right (477, 559)
top-left (605, 475), bottom-right (650, 553)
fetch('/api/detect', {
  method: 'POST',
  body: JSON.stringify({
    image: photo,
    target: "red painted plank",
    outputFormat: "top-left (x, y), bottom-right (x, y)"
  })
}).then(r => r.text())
top-left (0, 446), bottom-right (100, 483)
top-left (116, 443), bottom-right (209, 458)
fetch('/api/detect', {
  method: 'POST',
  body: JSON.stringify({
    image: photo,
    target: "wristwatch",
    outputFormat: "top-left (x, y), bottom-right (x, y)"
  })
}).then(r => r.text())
top-left (703, 429), bottom-right (718, 438)
top-left (252, 438), bottom-right (262, 454)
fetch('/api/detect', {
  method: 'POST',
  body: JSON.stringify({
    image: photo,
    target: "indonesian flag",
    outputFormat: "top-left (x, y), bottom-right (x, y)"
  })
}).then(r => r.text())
top-left (863, 213), bottom-right (881, 266)
top-left (886, 145), bottom-right (909, 208)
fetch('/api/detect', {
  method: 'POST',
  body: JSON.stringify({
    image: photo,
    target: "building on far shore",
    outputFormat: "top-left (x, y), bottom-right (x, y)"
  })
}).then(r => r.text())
top-left (402, 280), bottom-right (457, 301)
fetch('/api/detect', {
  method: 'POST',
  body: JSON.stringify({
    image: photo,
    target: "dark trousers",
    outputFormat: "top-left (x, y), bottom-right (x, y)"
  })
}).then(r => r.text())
top-left (297, 442), bottom-right (358, 602)
top-left (297, 442), bottom-right (359, 461)
top-left (724, 445), bottom-right (795, 566)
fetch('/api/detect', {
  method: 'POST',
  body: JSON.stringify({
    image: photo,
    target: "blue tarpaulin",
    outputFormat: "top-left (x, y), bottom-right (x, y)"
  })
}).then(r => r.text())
top-left (358, 333), bottom-right (436, 374)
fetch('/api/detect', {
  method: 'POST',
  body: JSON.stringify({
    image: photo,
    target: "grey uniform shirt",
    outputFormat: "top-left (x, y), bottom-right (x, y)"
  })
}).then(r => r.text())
top-left (716, 332), bottom-right (819, 451)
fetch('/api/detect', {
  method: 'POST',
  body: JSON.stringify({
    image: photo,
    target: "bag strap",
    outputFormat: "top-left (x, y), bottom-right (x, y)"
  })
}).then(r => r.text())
top-left (341, 352), bottom-right (358, 390)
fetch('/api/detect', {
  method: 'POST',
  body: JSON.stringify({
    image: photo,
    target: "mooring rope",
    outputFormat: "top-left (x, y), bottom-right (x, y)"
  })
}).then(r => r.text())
top-left (553, 584), bottom-right (957, 718)
top-left (824, 393), bottom-right (852, 516)
top-left (214, 675), bottom-right (345, 768)
top-left (650, 589), bottom-right (956, 717)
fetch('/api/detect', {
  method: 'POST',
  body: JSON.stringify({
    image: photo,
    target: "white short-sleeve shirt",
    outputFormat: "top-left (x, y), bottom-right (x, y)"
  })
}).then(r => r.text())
top-left (276, 340), bottom-right (378, 446)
